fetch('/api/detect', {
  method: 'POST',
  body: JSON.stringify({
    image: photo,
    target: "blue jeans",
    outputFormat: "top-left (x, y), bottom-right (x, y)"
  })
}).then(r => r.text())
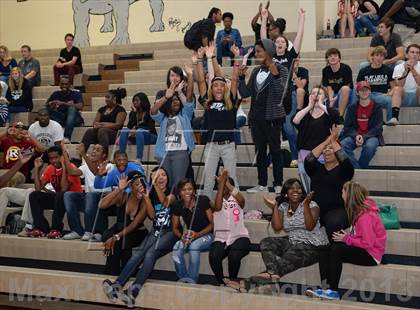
top-left (355, 15), bottom-right (379, 35)
top-left (370, 92), bottom-right (392, 121)
top-left (334, 88), bottom-right (355, 111)
top-left (7, 105), bottom-right (30, 121)
top-left (234, 116), bottom-right (247, 145)
top-left (63, 191), bottom-right (106, 235)
top-left (283, 91), bottom-right (298, 160)
top-left (48, 106), bottom-right (83, 139)
top-left (341, 136), bottom-right (379, 169)
top-left (172, 233), bottom-right (213, 283)
top-left (115, 229), bottom-right (177, 296)
top-left (401, 91), bottom-right (419, 107)
top-left (119, 128), bottom-right (157, 160)
top-left (0, 75), bottom-right (8, 83)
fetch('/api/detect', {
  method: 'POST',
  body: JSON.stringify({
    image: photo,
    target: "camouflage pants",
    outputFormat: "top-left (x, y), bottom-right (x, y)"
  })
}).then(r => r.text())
top-left (260, 236), bottom-right (326, 276)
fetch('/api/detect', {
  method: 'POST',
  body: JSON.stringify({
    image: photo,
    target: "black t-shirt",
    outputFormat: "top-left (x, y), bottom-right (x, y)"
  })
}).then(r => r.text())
top-left (305, 154), bottom-right (354, 218)
top-left (6, 78), bottom-right (33, 110)
top-left (151, 194), bottom-right (172, 231)
top-left (295, 108), bottom-right (339, 150)
top-left (359, 0), bottom-right (380, 13)
top-left (357, 65), bottom-right (393, 94)
top-left (127, 111), bottom-right (157, 135)
top-left (274, 47), bottom-right (299, 71)
top-left (293, 67), bottom-right (309, 94)
top-left (98, 105), bottom-right (126, 123)
top-left (322, 63), bottom-right (354, 94)
top-left (46, 89), bottom-right (83, 112)
top-left (370, 33), bottom-right (402, 60)
top-left (172, 195), bottom-right (211, 233)
top-left (59, 47), bottom-right (83, 72)
top-left (204, 95), bottom-right (238, 142)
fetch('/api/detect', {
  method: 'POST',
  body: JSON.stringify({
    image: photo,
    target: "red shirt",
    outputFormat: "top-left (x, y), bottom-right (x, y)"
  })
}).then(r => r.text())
top-left (357, 101), bottom-right (374, 136)
top-left (1, 137), bottom-right (37, 177)
top-left (41, 164), bottom-right (83, 193)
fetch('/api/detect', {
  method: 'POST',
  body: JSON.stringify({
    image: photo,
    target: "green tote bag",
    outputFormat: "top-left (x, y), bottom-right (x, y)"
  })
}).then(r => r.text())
top-left (377, 203), bottom-right (400, 230)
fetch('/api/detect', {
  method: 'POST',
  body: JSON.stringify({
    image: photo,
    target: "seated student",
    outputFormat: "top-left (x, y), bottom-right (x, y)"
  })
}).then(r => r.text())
top-left (94, 150), bottom-right (144, 190)
top-left (100, 171), bottom-right (148, 275)
top-left (82, 88), bottom-right (127, 150)
top-left (118, 92), bottom-right (156, 163)
top-left (18, 45), bottom-right (41, 88)
top-left (209, 170), bottom-right (250, 290)
top-left (28, 146), bottom-right (83, 238)
top-left (0, 45), bottom-right (17, 83)
top-left (0, 122), bottom-right (47, 183)
top-left (0, 152), bottom-right (34, 226)
top-left (322, 48), bottom-right (354, 122)
top-left (293, 86), bottom-right (339, 190)
top-left (242, 178), bottom-right (329, 290)
top-left (362, 17), bottom-right (404, 69)
top-left (340, 81), bottom-right (384, 169)
top-left (379, 0), bottom-right (420, 33)
top-left (102, 167), bottom-right (178, 307)
top-left (355, 0), bottom-right (380, 36)
top-left (6, 67), bottom-right (33, 114)
top-left (392, 44), bottom-right (420, 108)
top-left (62, 143), bottom-right (113, 241)
top-left (46, 75), bottom-right (84, 143)
top-left (357, 45), bottom-right (397, 124)
top-left (53, 33), bottom-right (83, 86)
top-left (304, 128), bottom-right (355, 240)
top-left (216, 12), bottom-right (242, 65)
top-left (172, 179), bottom-right (214, 283)
top-left (306, 181), bottom-right (386, 300)
top-left (337, 0), bottom-right (358, 38)
top-left (151, 65), bottom-right (195, 192)
top-left (28, 108), bottom-right (64, 148)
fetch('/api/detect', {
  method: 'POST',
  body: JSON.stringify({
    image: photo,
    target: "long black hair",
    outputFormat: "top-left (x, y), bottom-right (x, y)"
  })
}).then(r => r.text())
top-left (175, 178), bottom-right (197, 199)
top-left (166, 66), bottom-right (185, 88)
top-left (133, 92), bottom-right (151, 112)
top-left (149, 166), bottom-right (170, 203)
top-left (276, 178), bottom-right (307, 205)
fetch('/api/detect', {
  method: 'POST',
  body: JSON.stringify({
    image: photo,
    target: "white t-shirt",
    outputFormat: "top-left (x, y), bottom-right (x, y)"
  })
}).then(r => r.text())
top-left (28, 120), bottom-right (64, 148)
top-left (79, 163), bottom-right (114, 192)
top-left (165, 116), bottom-right (187, 152)
top-left (393, 61), bottom-right (420, 93)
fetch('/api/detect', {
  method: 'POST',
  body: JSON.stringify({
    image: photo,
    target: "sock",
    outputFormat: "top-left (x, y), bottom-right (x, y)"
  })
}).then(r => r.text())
top-left (392, 107), bottom-right (400, 120)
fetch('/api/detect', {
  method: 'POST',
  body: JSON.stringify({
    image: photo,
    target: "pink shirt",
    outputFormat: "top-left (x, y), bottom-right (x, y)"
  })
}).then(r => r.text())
top-left (213, 195), bottom-right (249, 246)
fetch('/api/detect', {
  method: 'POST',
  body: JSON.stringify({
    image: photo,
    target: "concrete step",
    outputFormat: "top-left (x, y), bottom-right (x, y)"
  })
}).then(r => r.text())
top-left (33, 54), bottom-right (114, 67)
top-left (1, 266), bottom-right (407, 310)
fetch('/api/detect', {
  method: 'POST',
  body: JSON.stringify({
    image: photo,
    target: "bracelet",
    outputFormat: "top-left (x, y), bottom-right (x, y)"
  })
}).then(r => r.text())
top-left (113, 234), bottom-right (120, 241)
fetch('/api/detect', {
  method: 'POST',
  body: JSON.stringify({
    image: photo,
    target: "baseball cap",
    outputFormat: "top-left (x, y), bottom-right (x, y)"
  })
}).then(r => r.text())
top-left (356, 81), bottom-right (371, 92)
top-left (127, 170), bottom-right (145, 182)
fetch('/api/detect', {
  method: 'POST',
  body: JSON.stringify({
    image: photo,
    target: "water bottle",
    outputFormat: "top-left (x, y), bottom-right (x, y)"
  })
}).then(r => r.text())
top-left (327, 19), bottom-right (331, 30)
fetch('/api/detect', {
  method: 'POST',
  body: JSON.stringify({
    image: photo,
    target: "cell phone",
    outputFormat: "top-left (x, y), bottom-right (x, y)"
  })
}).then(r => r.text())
top-left (20, 148), bottom-right (33, 157)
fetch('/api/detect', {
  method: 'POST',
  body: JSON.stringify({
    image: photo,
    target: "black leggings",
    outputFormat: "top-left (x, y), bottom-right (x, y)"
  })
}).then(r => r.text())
top-left (319, 243), bottom-right (377, 291)
top-left (320, 208), bottom-right (349, 242)
top-left (209, 237), bottom-right (251, 284)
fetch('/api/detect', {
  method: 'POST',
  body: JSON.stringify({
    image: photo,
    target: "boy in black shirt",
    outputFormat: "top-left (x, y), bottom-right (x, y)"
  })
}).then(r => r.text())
top-left (322, 48), bottom-right (354, 122)
top-left (357, 45), bottom-right (398, 125)
top-left (53, 33), bottom-right (83, 86)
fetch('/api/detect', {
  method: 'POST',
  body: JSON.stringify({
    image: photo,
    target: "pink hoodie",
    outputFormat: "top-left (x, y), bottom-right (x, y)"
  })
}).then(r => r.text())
top-left (342, 199), bottom-right (387, 263)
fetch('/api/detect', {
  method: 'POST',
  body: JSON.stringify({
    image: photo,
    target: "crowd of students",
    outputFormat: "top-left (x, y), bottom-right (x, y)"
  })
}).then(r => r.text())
top-left (1, 1), bottom-right (419, 307)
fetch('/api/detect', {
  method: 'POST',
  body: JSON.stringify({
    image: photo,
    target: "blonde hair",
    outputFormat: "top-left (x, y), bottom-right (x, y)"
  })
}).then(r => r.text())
top-left (9, 67), bottom-right (24, 91)
top-left (205, 80), bottom-right (234, 111)
top-left (371, 45), bottom-right (388, 57)
top-left (343, 181), bottom-right (370, 224)
top-left (0, 45), bottom-right (12, 62)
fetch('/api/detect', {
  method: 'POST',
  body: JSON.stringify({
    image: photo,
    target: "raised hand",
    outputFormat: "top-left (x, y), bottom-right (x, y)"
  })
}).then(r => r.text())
top-left (261, 8), bottom-right (269, 20)
top-left (197, 47), bottom-right (205, 59)
top-left (299, 8), bottom-right (306, 17)
top-left (165, 82), bottom-right (177, 99)
top-left (205, 41), bottom-right (215, 58)
top-left (230, 45), bottom-right (241, 58)
top-left (191, 51), bottom-right (199, 64)
top-left (238, 65), bottom-right (248, 77)
top-left (118, 174), bottom-right (130, 190)
top-left (76, 143), bottom-right (86, 157)
top-left (183, 63), bottom-right (193, 76)
top-left (34, 156), bottom-right (44, 169)
top-left (18, 152), bottom-right (33, 165)
top-left (258, 2), bottom-right (263, 13)
top-left (245, 47), bottom-right (254, 57)
top-left (330, 124), bottom-right (340, 142)
top-left (303, 191), bottom-right (314, 208)
top-left (215, 169), bottom-right (229, 186)
top-left (263, 195), bottom-right (277, 210)
top-left (176, 80), bottom-right (186, 93)
top-left (265, 0), bottom-right (270, 9)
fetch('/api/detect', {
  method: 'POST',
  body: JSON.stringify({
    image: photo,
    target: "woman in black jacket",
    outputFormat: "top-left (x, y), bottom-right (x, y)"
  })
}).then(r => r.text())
top-left (118, 92), bottom-right (157, 162)
top-left (6, 67), bottom-right (33, 113)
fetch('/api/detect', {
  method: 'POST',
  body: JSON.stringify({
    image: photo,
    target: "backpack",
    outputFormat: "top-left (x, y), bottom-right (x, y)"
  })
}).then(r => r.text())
top-left (4, 211), bottom-right (25, 234)
top-left (184, 19), bottom-right (205, 51)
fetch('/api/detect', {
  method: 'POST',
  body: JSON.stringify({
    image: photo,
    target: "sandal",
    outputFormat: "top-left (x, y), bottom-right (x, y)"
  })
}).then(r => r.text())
top-left (222, 278), bottom-right (247, 293)
top-left (250, 271), bottom-right (281, 285)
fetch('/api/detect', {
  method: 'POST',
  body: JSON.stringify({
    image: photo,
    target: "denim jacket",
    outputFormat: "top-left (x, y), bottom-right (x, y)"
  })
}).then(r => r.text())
top-left (151, 101), bottom-right (195, 160)
top-left (216, 28), bottom-right (242, 52)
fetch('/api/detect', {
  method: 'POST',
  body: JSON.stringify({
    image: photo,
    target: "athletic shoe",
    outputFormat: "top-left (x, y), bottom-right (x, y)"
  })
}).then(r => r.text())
top-left (320, 289), bottom-right (340, 300)
top-left (62, 231), bottom-right (82, 240)
top-left (102, 279), bottom-right (119, 302)
top-left (47, 229), bottom-right (62, 239)
top-left (18, 227), bottom-right (32, 237)
top-left (117, 289), bottom-right (136, 308)
top-left (81, 232), bottom-right (93, 241)
top-left (274, 186), bottom-right (282, 195)
top-left (289, 160), bottom-right (298, 168)
top-left (305, 288), bottom-right (324, 298)
top-left (246, 185), bottom-right (268, 193)
top-left (28, 229), bottom-right (46, 238)
top-left (92, 233), bottom-right (102, 242)
top-left (386, 117), bottom-right (399, 126)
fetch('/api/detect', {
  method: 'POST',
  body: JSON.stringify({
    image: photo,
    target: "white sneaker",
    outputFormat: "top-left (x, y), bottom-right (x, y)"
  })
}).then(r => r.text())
top-left (247, 185), bottom-right (268, 193)
top-left (386, 118), bottom-right (399, 126)
top-left (274, 186), bottom-right (282, 195)
top-left (81, 232), bottom-right (93, 241)
top-left (62, 231), bottom-right (82, 240)
top-left (92, 233), bottom-right (102, 242)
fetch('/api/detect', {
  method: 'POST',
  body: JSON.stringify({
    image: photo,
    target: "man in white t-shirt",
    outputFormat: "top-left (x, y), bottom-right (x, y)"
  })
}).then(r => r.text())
top-left (28, 108), bottom-right (64, 148)
top-left (61, 143), bottom-right (113, 241)
top-left (392, 44), bottom-right (420, 108)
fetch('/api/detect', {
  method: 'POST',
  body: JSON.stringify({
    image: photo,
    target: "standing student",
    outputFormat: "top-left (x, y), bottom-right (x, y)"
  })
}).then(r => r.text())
top-left (53, 33), bottom-right (83, 86)
top-left (238, 39), bottom-right (288, 194)
top-left (209, 170), bottom-right (250, 291)
top-left (151, 65), bottom-right (195, 191)
top-left (172, 179), bottom-right (214, 283)
top-left (118, 92), bottom-right (156, 163)
top-left (306, 181), bottom-right (386, 300)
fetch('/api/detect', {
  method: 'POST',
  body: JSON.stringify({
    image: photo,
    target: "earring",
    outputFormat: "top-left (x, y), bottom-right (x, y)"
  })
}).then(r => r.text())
top-left (285, 194), bottom-right (288, 197)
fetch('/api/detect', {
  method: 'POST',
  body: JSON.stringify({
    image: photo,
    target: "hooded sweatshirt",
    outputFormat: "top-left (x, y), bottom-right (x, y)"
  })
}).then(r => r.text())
top-left (343, 199), bottom-right (386, 263)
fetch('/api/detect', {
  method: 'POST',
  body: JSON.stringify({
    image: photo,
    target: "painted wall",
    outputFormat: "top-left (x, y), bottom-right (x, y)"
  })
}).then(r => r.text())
top-left (0, 0), bottom-right (307, 51)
